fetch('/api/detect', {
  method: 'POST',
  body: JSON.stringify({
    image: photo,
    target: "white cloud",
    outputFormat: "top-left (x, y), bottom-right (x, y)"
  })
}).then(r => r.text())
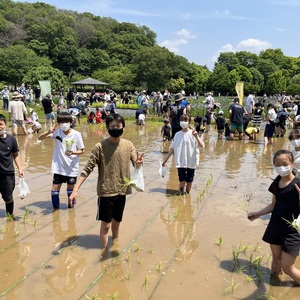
top-left (271, 0), bottom-right (300, 6)
top-left (236, 38), bottom-right (272, 51)
top-left (208, 38), bottom-right (272, 70)
top-left (200, 10), bottom-right (250, 20)
top-left (159, 29), bottom-right (196, 54)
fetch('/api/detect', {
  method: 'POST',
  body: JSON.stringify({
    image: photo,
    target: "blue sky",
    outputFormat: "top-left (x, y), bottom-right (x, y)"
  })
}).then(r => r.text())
top-left (13, 0), bottom-right (300, 69)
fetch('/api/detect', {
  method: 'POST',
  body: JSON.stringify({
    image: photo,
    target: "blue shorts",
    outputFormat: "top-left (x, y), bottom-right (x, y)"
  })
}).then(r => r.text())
top-left (97, 195), bottom-right (126, 223)
top-left (45, 112), bottom-right (55, 120)
top-left (177, 168), bottom-right (195, 182)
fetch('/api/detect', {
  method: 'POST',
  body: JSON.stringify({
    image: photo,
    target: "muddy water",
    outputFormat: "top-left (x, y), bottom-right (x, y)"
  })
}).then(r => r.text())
top-left (0, 122), bottom-right (300, 300)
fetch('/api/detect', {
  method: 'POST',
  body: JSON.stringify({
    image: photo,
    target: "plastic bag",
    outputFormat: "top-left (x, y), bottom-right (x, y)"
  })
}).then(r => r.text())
top-left (158, 159), bottom-right (167, 178)
top-left (292, 214), bottom-right (300, 233)
top-left (259, 122), bottom-right (266, 131)
top-left (131, 166), bottom-right (145, 192)
top-left (17, 178), bottom-right (30, 199)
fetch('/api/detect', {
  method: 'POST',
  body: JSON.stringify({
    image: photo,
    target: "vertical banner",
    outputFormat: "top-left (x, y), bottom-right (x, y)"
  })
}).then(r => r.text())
top-left (38, 80), bottom-right (51, 98)
top-left (235, 81), bottom-right (244, 105)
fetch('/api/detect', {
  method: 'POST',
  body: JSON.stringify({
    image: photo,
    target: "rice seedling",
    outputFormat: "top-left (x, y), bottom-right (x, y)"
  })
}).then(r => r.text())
top-left (6, 213), bottom-right (15, 221)
top-left (251, 255), bottom-right (264, 268)
top-left (225, 278), bottom-right (240, 294)
top-left (148, 245), bottom-right (153, 254)
top-left (206, 174), bottom-right (213, 189)
top-left (0, 225), bottom-right (7, 233)
top-left (125, 250), bottom-right (131, 263)
top-left (231, 248), bottom-right (240, 267)
top-left (107, 292), bottom-right (118, 300)
top-left (154, 261), bottom-right (163, 271)
top-left (15, 224), bottom-right (19, 236)
top-left (255, 292), bottom-right (276, 300)
top-left (167, 212), bottom-right (172, 221)
top-left (33, 219), bottom-right (38, 229)
top-left (245, 275), bottom-right (256, 284)
top-left (85, 293), bottom-right (101, 300)
top-left (120, 265), bottom-right (131, 281)
top-left (133, 243), bottom-right (143, 252)
top-left (137, 256), bottom-right (143, 265)
top-left (143, 274), bottom-right (150, 291)
top-left (240, 200), bottom-right (248, 212)
top-left (215, 235), bottom-right (222, 246)
top-left (253, 243), bottom-right (261, 253)
top-left (236, 265), bottom-right (246, 274)
top-left (282, 216), bottom-right (300, 232)
top-left (267, 254), bottom-right (272, 265)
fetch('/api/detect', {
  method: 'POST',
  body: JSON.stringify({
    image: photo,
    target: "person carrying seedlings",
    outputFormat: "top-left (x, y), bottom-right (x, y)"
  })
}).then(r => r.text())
top-left (248, 149), bottom-right (300, 285)
top-left (0, 114), bottom-right (24, 217)
top-left (69, 113), bottom-right (144, 250)
top-left (38, 112), bottom-right (85, 209)
top-left (162, 114), bottom-right (204, 195)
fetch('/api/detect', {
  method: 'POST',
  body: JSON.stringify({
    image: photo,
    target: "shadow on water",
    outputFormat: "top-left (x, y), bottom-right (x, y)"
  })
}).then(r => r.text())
top-left (219, 258), bottom-right (299, 299)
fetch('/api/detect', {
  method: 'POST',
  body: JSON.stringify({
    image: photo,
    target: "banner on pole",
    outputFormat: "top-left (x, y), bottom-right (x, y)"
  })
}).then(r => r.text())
top-left (235, 81), bottom-right (244, 105)
top-left (38, 80), bottom-right (51, 98)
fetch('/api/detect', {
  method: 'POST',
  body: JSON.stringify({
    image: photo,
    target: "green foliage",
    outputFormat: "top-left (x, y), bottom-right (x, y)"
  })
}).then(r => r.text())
top-left (286, 84), bottom-right (300, 96)
top-left (23, 66), bottom-right (69, 90)
top-left (0, 0), bottom-right (299, 96)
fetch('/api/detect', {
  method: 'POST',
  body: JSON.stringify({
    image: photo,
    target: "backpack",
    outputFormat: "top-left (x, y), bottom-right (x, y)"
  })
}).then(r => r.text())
top-left (169, 105), bottom-right (178, 119)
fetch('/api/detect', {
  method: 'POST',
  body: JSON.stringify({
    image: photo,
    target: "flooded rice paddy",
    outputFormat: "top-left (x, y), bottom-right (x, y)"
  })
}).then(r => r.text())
top-left (0, 121), bottom-right (299, 300)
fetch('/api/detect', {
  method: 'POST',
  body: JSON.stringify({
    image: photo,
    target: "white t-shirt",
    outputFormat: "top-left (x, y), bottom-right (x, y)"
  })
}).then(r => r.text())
top-left (50, 128), bottom-right (84, 177)
top-left (246, 94), bottom-right (254, 106)
top-left (267, 108), bottom-right (277, 124)
top-left (170, 129), bottom-right (199, 169)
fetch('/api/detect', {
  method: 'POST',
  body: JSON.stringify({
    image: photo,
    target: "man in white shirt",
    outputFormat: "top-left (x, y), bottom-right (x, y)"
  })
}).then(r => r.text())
top-left (245, 93), bottom-right (254, 120)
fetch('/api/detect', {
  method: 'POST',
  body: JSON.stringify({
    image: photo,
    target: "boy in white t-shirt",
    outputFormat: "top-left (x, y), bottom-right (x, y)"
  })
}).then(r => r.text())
top-left (162, 114), bottom-right (205, 195)
top-left (38, 112), bottom-right (85, 209)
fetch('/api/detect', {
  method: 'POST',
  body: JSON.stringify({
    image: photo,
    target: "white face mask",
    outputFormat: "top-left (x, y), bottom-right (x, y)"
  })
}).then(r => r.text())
top-left (274, 165), bottom-right (292, 177)
top-left (291, 139), bottom-right (300, 148)
top-left (0, 130), bottom-right (6, 136)
top-left (60, 123), bottom-right (71, 132)
top-left (180, 121), bottom-right (189, 129)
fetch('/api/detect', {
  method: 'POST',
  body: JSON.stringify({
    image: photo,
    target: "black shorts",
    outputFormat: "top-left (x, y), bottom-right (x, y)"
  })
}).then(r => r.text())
top-left (263, 220), bottom-right (300, 256)
top-left (96, 195), bottom-right (126, 223)
top-left (0, 173), bottom-right (15, 202)
top-left (177, 168), bottom-right (195, 183)
top-left (53, 173), bottom-right (77, 185)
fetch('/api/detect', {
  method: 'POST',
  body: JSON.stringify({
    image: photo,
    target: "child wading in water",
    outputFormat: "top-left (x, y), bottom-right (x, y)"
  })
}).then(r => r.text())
top-left (38, 112), bottom-right (85, 209)
top-left (69, 114), bottom-right (144, 250)
top-left (162, 114), bottom-right (204, 195)
top-left (248, 150), bottom-right (300, 285)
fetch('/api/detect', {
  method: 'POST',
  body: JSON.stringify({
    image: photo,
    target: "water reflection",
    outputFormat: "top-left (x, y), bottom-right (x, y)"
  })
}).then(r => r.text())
top-left (160, 194), bottom-right (198, 262)
top-left (46, 210), bottom-right (86, 295)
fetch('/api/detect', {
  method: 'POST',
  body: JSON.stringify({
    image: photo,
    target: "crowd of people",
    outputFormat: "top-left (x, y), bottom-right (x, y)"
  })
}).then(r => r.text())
top-left (1, 86), bottom-right (300, 286)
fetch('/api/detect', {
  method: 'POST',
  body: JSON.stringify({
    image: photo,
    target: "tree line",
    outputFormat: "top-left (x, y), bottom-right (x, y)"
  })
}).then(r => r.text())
top-left (0, 0), bottom-right (300, 96)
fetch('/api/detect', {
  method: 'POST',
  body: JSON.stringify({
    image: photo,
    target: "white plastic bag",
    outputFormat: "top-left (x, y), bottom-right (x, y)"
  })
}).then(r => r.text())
top-left (158, 159), bottom-right (167, 178)
top-left (17, 178), bottom-right (30, 199)
top-left (259, 121), bottom-right (266, 131)
top-left (131, 166), bottom-right (145, 192)
top-left (292, 214), bottom-right (300, 233)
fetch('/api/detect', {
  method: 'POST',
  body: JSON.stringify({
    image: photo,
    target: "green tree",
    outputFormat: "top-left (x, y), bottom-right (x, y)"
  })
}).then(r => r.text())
top-left (0, 44), bottom-right (51, 85)
top-left (168, 78), bottom-right (185, 93)
top-left (23, 65), bottom-right (68, 90)
top-left (215, 52), bottom-right (239, 72)
top-left (207, 65), bottom-right (229, 95)
top-left (265, 70), bottom-right (286, 95)
top-left (286, 84), bottom-right (300, 96)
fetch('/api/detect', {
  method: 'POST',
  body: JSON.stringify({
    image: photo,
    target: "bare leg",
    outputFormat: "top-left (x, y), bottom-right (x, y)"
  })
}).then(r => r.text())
top-left (111, 219), bottom-right (120, 239)
top-left (178, 181), bottom-right (186, 195)
top-left (186, 182), bottom-right (192, 193)
top-left (21, 125), bottom-right (28, 135)
top-left (281, 251), bottom-right (300, 285)
top-left (270, 244), bottom-right (283, 276)
top-left (12, 125), bottom-right (18, 136)
top-left (100, 221), bottom-right (111, 249)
